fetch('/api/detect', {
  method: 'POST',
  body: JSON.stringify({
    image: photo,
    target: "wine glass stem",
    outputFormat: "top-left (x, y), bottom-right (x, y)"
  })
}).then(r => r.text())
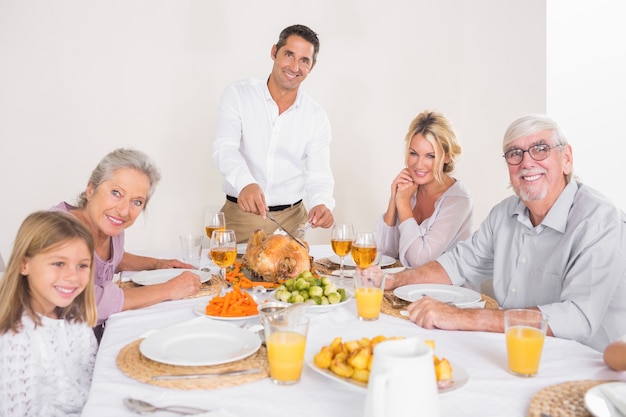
top-left (220, 267), bottom-right (227, 294)
top-left (339, 256), bottom-right (345, 286)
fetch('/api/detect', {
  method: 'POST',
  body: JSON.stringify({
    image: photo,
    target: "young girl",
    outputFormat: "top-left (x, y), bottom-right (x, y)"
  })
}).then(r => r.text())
top-left (0, 211), bottom-right (98, 416)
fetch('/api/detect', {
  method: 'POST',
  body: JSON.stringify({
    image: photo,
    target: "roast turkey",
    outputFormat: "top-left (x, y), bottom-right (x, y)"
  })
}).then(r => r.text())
top-left (243, 229), bottom-right (311, 283)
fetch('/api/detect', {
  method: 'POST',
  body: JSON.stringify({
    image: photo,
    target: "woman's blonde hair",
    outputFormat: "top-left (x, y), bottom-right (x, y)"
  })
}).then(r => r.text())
top-left (0, 211), bottom-right (97, 333)
top-left (405, 110), bottom-right (462, 184)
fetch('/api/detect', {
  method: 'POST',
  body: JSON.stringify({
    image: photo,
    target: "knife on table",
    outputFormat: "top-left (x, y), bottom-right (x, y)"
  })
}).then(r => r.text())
top-left (152, 368), bottom-right (263, 381)
top-left (265, 213), bottom-right (307, 249)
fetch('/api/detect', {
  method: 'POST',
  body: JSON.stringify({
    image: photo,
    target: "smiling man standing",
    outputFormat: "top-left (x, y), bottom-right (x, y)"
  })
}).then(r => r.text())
top-left (378, 114), bottom-right (626, 351)
top-left (213, 24), bottom-right (335, 243)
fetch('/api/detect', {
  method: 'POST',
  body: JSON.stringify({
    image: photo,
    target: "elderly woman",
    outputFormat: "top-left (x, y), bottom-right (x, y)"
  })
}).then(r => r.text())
top-left (52, 148), bottom-right (201, 332)
top-left (376, 110), bottom-right (473, 267)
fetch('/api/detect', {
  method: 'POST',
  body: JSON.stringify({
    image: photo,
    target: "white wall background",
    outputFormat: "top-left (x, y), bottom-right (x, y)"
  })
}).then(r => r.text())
top-left (1, 0), bottom-right (596, 261)
top-left (547, 0), bottom-right (626, 206)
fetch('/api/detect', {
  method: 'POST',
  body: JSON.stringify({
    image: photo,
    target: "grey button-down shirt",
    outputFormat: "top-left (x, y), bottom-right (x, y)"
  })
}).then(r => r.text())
top-left (438, 180), bottom-right (626, 351)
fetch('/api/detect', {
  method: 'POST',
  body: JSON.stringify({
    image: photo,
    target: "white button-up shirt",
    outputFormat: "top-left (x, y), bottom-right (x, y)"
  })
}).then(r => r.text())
top-left (213, 78), bottom-right (335, 209)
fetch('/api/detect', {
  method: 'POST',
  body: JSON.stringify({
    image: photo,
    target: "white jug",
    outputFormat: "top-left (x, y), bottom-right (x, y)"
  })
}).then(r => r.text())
top-left (364, 337), bottom-right (439, 417)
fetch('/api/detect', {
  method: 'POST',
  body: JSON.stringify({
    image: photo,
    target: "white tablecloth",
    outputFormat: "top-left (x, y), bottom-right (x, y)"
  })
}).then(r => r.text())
top-left (82, 246), bottom-right (625, 417)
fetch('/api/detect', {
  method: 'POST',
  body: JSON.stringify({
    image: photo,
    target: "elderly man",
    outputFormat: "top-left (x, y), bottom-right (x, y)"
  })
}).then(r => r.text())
top-left (382, 114), bottom-right (626, 351)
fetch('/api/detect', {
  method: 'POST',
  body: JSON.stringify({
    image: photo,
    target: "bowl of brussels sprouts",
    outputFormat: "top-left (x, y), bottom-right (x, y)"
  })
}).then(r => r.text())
top-left (270, 271), bottom-right (352, 312)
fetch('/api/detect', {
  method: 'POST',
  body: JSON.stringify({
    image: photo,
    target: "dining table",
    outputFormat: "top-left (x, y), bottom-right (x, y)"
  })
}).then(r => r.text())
top-left (81, 245), bottom-right (625, 417)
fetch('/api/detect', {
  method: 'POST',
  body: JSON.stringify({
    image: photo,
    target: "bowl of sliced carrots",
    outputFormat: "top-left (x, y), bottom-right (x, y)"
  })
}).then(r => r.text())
top-left (195, 285), bottom-right (260, 320)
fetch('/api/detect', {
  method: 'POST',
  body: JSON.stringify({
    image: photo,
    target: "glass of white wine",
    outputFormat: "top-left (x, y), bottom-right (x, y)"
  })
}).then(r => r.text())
top-left (204, 211), bottom-right (226, 240)
top-left (331, 223), bottom-right (354, 287)
top-left (210, 229), bottom-right (237, 282)
top-left (351, 232), bottom-right (377, 269)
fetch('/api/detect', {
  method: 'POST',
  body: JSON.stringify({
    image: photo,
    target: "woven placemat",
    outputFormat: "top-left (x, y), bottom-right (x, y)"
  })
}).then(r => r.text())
top-left (313, 258), bottom-right (403, 275)
top-left (381, 291), bottom-right (409, 319)
top-left (117, 274), bottom-right (224, 299)
top-left (116, 338), bottom-right (269, 390)
top-left (380, 292), bottom-right (500, 320)
top-left (481, 294), bottom-right (499, 310)
top-left (528, 380), bottom-right (609, 417)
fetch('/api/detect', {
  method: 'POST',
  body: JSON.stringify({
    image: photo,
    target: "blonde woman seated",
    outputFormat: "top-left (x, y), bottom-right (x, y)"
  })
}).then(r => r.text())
top-left (376, 110), bottom-right (472, 267)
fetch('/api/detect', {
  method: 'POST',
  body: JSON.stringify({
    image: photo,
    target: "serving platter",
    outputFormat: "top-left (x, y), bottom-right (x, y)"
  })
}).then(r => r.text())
top-left (305, 352), bottom-right (468, 396)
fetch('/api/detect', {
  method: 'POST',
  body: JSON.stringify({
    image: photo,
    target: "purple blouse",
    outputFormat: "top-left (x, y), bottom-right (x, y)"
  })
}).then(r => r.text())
top-left (51, 202), bottom-right (125, 324)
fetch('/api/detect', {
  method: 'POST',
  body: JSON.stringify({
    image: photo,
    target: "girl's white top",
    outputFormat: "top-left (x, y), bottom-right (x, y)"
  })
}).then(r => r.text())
top-left (0, 313), bottom-right (97, 416)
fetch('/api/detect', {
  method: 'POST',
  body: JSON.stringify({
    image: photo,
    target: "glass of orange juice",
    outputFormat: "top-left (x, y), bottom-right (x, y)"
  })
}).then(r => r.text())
top-left (504, 309), bottom-right (548, 377)
top-left (354, 268), bottom-right (386, 321)
top-left (264, 314), bottom-right (310, 385)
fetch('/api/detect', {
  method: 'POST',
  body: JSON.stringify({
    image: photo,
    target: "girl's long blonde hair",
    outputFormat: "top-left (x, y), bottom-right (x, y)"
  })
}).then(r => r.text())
top-left (0, 211), bottom-right (97, 333)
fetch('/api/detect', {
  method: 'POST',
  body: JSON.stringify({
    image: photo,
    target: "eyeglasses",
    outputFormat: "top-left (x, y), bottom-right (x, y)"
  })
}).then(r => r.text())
top-left (503, 144), bottom-right (564, 166)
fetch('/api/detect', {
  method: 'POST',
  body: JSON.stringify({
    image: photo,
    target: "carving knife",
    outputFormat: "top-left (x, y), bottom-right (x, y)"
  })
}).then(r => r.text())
top-left (265, 213), bottom-right (307, 249)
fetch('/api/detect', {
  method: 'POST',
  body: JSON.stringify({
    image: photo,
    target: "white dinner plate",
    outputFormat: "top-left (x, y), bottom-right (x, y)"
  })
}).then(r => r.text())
top-left (393, 284), bottom-right (481, 307)
top-left (139, 320), bottom-right (261, 366)
top-left (328, 254), bottom-right (396, 268)
top-left (130, 269), bottom-right (212, 286)
top-left (237, 243), bottom-right (247, 254)
top-left (305, 353), bottom-right (468, 396)
top-left (192, 299), bottom-right (260, 321)
top-left (585, 382), bottom-right (626, 417)
top-left (269, 290), bottom-right (352, 313)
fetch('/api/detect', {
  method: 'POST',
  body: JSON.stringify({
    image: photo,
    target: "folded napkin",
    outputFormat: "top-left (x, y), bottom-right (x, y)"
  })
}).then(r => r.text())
top-left (601, 382), bottom-right (626, 416)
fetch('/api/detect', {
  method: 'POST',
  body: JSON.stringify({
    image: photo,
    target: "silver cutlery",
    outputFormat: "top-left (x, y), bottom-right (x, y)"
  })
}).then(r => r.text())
top-left (420, 294), bottom-right (455, 306)
top-left (384, 294), bottom-right (409, 309)
top-left (124, 397), bottom-right (209, 415)
top-left (151, 368), bottom-right (262, 381)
